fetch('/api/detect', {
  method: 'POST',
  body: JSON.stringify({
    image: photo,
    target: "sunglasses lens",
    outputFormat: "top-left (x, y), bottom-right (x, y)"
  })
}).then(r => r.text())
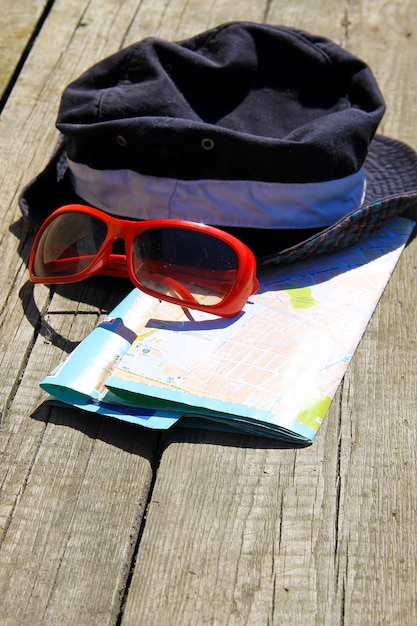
top-left (33, 213), bottom-right (108, 278)
top-left (133, 227), bottom-right (238, 305)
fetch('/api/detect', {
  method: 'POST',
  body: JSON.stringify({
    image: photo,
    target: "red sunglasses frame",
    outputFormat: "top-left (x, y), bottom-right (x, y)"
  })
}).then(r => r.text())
top-left (29, 204), bottom-right (259, 318)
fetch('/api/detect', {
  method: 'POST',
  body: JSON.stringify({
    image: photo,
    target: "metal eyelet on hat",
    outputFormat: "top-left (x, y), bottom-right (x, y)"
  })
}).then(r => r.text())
top-left (201, 137), bottom-right (215, 150)
top-left (116, 135), bottom-right (128, 147)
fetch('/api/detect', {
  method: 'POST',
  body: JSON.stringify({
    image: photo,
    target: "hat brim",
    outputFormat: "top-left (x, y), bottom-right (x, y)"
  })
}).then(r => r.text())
top-left (19, 134), bottom-right (417, 263)
top-left (255, 134), bottom-right (417, 264)
top-left (19, 136), bottom-right (85, 230)
top-left (364, 134), bottom-right (417, 203)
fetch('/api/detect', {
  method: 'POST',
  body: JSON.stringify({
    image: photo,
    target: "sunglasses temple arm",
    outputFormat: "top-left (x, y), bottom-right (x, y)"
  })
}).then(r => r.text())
top-left (141, 273), bottom-right (199, 319)
top-left (181, 306), bottom-right (196, 321)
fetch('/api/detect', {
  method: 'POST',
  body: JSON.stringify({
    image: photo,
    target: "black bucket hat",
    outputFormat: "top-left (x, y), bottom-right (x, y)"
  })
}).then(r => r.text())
top-left (19, 21), bottom-right (417, 264)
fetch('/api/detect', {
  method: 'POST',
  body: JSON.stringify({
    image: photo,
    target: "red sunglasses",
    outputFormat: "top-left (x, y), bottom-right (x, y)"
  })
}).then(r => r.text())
top-left (29, 204), bottom-right (259, 317)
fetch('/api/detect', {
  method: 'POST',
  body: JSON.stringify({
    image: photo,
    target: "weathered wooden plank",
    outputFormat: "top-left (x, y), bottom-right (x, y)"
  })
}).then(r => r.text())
top-left (122, 0), bottom-right (269, 44)
top-left (345, 0), bottom-right (417, 144)
top-left (324, 3), bottom-right (417, 623)
top-left (120, 0), bottom-right (417, 624)
top-left (0, 0), bottom-right (51, 101)
top-left (0, 0), bottom-right (165, 623)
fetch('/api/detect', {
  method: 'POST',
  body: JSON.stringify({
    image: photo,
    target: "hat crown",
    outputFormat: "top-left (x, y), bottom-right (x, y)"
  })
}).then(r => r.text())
top-left (58, 22), bottom-right (385, 184)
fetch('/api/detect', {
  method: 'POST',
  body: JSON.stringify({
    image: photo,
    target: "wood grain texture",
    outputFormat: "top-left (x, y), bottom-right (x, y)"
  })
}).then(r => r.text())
top-left (0, 0), bottom-right (416, 624)
top-left (0, 0), bottom-right (51, 100)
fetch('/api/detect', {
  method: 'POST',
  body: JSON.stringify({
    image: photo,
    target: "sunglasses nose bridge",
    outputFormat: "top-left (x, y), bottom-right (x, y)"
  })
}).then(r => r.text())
top-left (105, 219), bottom-right (130, 251)
top-left (105, 218), bottom-right (138, 269)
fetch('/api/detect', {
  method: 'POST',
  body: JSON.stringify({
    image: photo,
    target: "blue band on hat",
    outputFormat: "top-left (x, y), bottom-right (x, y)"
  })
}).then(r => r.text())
top-left (67, 159), bottom-right (366, 230)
